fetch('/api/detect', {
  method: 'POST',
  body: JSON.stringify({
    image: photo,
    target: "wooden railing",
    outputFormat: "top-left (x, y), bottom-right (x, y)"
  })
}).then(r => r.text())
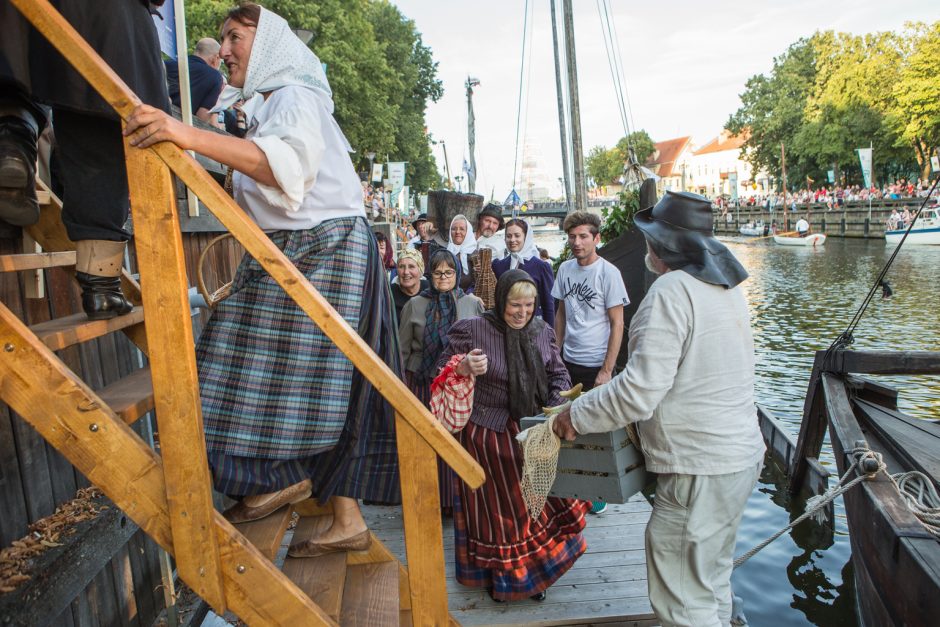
top-left (7, 1), bottom-right (484, 624)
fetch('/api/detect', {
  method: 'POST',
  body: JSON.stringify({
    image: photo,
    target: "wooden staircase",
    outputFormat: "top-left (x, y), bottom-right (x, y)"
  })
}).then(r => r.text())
top-left (0, 1), bottom-right (485, 625)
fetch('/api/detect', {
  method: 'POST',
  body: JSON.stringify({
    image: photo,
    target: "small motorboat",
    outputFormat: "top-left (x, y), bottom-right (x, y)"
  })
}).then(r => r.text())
top-left (774, 233), bottom-right (826, 247)
top-left (885, 206), bottom-right (940, 246)
top-left (739, 221), bottom-right (768, 236)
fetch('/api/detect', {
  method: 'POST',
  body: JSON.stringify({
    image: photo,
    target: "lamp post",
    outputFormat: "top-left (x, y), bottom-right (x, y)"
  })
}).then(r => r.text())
top-left (366, 151), bottom-right (376, 184)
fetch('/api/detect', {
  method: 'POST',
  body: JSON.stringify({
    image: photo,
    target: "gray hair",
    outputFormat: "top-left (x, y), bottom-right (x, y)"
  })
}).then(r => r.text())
top-left (194, 38), bottom-right (221, 59)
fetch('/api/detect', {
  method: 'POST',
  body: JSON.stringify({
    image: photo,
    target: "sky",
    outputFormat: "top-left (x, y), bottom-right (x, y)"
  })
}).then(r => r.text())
top-left (389, 0), bottom-right (938, 200)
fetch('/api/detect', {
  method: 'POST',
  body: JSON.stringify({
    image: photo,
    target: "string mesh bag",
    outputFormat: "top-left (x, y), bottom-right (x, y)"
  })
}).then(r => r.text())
top-left (516, 384), bottom-right (583, 520)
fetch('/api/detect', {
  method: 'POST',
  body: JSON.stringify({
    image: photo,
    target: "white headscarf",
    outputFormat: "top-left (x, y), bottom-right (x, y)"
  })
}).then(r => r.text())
top-left (213, 7), bottom-right (334, 115)
top-left (446, 214), bottom-right (477, 275)
top-left (508, 219), bottom-right (538, 270)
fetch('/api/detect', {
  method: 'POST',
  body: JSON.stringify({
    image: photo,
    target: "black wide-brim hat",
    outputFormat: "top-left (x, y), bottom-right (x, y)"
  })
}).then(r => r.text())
top-left (478, 203), bottom-right (505, 230)
top-left (634, 190), bottom-right (748, 288)
top-left (411, 213), bottom-right (429, 230)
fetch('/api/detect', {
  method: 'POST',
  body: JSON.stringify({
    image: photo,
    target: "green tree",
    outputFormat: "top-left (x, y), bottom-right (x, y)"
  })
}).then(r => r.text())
top-left (184, 0), bottom-right (445, 191)
top-left (893, 21), bottom-right (940, 179)
top-left (616, 130), bottom-right (656, 166)
top-left (586, 145), bottom-right (621, 187)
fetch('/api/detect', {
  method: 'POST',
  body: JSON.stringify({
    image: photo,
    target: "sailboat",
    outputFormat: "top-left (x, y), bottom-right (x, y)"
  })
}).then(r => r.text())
top-left (773, 144), bottom-right (826, 247)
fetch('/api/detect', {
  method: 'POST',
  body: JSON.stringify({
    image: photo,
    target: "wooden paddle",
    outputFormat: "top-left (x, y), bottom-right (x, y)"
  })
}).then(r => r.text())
top-left (753, 230), bottom-right (797, 240)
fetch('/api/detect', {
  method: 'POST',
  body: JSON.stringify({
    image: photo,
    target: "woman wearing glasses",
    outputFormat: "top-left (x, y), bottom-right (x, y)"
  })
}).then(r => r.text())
top-left (399, 249), bottom-right (483, 510)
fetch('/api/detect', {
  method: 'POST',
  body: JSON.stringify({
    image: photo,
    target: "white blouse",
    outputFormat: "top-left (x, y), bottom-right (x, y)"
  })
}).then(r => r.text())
top-left (234, 85), bottom-right (366, 230)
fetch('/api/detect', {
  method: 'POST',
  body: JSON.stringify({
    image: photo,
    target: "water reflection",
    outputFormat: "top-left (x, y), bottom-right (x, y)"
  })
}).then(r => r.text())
top-left (729, 237), bottom-right (939, 626)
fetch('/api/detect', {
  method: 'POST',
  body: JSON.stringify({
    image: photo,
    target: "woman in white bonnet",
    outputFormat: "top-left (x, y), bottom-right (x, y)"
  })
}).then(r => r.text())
top-left (124, 2), bottom-right (400, 558)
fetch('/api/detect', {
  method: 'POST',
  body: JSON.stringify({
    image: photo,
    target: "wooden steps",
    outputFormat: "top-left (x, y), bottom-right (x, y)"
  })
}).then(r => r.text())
top-left (282, 516), bottom-right (350, 622)
top-left (30, 307), bottom-right (145, 351)
top-left (0, 251), bottom-right (76, 272)
top-left (340, 561), bottom-right (399, 626)
top-left (97, 367), bottom-right (154, 425)
top-left (232, 505), bottom-right (294, 561)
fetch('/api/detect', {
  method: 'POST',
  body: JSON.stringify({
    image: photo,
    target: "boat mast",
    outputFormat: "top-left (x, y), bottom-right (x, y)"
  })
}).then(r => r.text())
top-left (550, 0), bottom-right (573, 213)
top-left (781, 142), bottom-right (788, 228)
top-left (466, 77), bottom-right (480, 194)
top-left (562, 0), bottom-right (586, 213)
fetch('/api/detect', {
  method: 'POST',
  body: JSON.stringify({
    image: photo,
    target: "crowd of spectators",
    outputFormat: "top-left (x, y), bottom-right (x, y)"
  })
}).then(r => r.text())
top-left (736, 178), bottom-right (937, 211)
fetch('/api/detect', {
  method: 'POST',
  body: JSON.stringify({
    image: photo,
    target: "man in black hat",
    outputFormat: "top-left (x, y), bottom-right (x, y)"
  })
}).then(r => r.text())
top-left (474, 202), bottom-right (507, 259)
top-left (407, 213), bottom-right (432, 248)
top-left (553, 191), bottom-right (765, 627)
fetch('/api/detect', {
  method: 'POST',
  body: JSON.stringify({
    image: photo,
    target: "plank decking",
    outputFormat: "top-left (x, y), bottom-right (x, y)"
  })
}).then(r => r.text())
top-left (364, 496), bottom-right (656, 627)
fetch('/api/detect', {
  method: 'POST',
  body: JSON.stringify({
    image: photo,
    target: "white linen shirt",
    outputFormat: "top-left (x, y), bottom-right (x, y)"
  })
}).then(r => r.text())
top-left (570, 270), bottom-right (765, 475)
top-left (234, 86), bottom-right (366, 230)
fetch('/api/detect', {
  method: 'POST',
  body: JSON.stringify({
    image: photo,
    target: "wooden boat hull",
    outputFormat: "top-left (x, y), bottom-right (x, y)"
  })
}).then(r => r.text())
top-left (774, 233), bottom-right (826, 246)
top-left (816, 370), bottom-right (940, 627)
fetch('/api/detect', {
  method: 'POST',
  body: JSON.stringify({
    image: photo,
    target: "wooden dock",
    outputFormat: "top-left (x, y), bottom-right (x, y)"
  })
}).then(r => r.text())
top-left (366, 495), bottom-right (655, 627)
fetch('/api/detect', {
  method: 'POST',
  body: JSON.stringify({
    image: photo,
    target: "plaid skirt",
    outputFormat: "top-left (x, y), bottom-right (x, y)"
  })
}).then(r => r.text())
top-left (405, 370), bottom-right (456, 509)
top-left (454, 420), bottom-right (589, 600)
top-left (199, 217), bottom-right (401, 503)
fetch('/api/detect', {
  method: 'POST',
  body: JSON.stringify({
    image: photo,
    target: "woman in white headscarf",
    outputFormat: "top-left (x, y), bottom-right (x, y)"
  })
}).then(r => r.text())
top-left (492, 218), bottom-right (556, 325)
top-left (124, 3), bottom-right (399, 558)
top-left (446, 214), bottom-right (477, 292)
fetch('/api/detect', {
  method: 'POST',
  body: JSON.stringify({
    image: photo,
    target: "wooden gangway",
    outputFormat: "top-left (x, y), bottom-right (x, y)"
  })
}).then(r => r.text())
top-left (0, 0), bottom-right (486, 624)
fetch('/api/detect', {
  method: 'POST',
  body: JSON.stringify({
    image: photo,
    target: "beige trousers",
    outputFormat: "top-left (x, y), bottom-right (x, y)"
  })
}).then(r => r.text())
top-left (645, 463), bottom-right (761, 627)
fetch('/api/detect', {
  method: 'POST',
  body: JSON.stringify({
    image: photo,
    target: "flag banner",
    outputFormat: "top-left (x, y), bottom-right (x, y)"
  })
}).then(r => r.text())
top-left (371, 163), bottom-right (384, 183)
top-left (153, 2), bottom-right (177, 58)
top-left (857, 148), bottom-right (873, 189)
top-left (931, 155), bottom-right (939, 173)
top-left (388, 162), bottom-right (407, 196)
top-left (827, 170), bottom-right (835, 183)
top-left (728, 172), bottom-right (738, 202)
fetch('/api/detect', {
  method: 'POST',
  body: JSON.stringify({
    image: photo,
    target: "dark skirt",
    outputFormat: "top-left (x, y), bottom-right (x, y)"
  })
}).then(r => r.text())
top-left (405, 370), bottom-right (457, 509)
top-left (454, 421), bottom-right (589, 600)
top-left (202, 217), bottom-right (401, 504)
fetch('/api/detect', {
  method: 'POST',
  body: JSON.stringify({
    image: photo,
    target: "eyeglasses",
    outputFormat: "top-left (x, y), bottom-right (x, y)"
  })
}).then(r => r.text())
top-left (432, 270), bottom-right (456, 279)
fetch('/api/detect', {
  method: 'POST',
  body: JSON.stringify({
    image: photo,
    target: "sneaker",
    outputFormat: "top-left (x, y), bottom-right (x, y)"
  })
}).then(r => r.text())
top-left (589, 500), bottom-right (607, 515)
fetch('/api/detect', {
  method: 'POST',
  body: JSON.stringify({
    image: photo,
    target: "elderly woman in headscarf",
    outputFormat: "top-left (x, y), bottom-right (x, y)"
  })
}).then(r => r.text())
top-left (390, 248), bottom-right (427, 322)
top-left (447, 214), bottom-right (477, 292)
top-left (399, 249), bottom-right (483, 509)
top-left (124, 3), bottom-right (399, 557)
top-left (438, 270), bottom-right (588, 602)
top-left (492, 218), bottom-right (556, 326)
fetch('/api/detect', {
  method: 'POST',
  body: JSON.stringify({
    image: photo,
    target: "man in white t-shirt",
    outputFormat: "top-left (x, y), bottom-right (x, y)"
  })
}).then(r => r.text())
top-left (552, 211), bottom-right (629, 391)
top-left (795, 217), bottom-right (809, 236)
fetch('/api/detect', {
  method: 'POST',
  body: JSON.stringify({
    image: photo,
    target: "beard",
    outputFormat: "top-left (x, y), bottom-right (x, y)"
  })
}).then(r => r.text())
top-left (645, 253), bottom-right (663, 275)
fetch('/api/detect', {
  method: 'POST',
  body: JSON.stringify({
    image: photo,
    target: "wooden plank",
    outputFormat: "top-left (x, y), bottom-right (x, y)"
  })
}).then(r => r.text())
top-left (125, 531), bottom-right (158, 627)
top-left (0, 498), bottom-right (138, 627)
top-left (282, 516), bottom-right (348, 621)
top-left (108, 544), bottom-right (141, 627)
top-left (0, 251), bottom-right (76, 272)
top-left (845, 375), bottom-right (899, 411)
top-left (854, 398), bottom-right (940, 485)
top-left (340, 561), bottom-right (399, 626)
top-left (97, 366), bottom-right (154, 425)
top-left (232, 504), bottom-right (292, 561)
top-left (29, 308), bottom-right (145, 351)
top-left (0, 408), bottom-right (29, 545)
top-left (345, 532), bottom-right (412, 611)
top-left (789, 351), bottom-right (828, 494)
top-left (394, 414), bottom-right (449, 625)
top-left (123, 145), bottom-right (225, 611)
top-left (830, 350), bottom-right (940, 376)
top-left (0, 300), bottom-right (336, 626)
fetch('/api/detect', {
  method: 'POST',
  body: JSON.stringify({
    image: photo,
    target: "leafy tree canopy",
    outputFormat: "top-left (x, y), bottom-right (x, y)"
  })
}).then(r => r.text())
top-left (728, 22), bottom-right (938, 186)
top-left (585, 130), bottom-right (656, 187)
top-left (184, 0), bottom-right (444, 192)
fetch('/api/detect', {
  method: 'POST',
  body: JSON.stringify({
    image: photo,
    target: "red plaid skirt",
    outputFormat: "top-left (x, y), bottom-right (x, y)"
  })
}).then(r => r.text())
top-left (454, 420), bottom-right (589, 600)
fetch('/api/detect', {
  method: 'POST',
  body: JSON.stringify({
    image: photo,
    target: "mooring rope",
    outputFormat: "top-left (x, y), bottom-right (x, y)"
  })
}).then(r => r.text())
top-left (734, 445), bottom-right (940, 568)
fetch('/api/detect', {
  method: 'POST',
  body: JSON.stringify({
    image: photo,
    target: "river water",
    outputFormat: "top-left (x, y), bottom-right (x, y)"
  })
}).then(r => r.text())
top-left (534, 229), bottom-right (940, 626)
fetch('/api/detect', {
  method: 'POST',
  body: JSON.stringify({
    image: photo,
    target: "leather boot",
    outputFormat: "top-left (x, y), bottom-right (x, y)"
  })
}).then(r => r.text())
top-left (75, 240), bottom-right (132, 319)
top-left (76, 272), bottom-right (134, 319)
top-left (0, 108), bottom-right (40, 227)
